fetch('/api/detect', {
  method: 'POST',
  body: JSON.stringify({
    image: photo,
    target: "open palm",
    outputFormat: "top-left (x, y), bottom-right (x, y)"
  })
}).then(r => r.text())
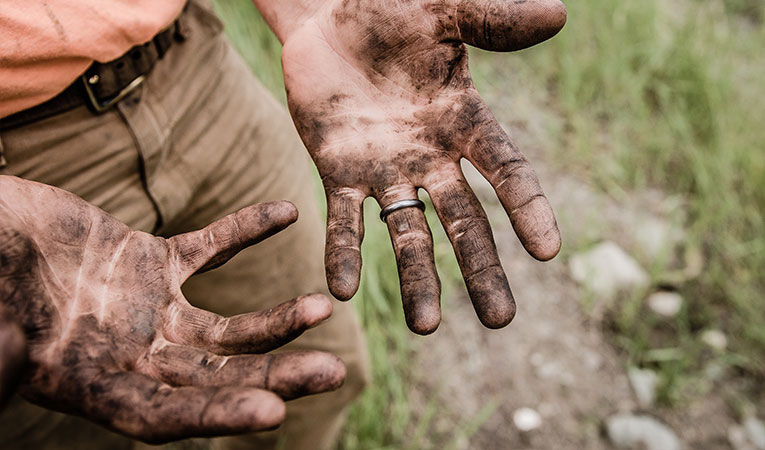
top-left (283, 0), bottom-right (567, 333)
top-left (0, 176), bottom-right (345, 443)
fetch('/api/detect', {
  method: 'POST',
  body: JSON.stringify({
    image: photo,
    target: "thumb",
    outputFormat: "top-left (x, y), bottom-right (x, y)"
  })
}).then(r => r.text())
top-left (0, 305), bottom-right (26, 409)
top-left (443, 0), bottom-right (567, 51)
top-left (169, 201), bottom-right (299, 280)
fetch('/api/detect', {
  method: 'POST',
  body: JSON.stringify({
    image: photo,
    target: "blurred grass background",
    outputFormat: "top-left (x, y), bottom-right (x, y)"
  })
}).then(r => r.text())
top-left (487, 0), bottom-right (765, 404)
top-left (212, 0), bottom-right (763, 446)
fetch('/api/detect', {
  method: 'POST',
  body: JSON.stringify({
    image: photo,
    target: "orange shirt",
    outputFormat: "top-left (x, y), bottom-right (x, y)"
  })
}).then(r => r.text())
top-left (0, 1), bottom-right (186, 118)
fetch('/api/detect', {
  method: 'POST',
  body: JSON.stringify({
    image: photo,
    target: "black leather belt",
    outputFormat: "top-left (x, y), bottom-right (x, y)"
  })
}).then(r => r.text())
top-left (0, 21), bottom-right (185, 131)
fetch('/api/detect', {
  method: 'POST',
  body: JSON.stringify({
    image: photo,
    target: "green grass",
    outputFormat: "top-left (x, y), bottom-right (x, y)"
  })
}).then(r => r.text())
top-left (337, 198), bottom-right (462, 450)
top-left (211, 0), bottom-right (284, 101)
top-left (553, 0), bottom-right (764, 383)
top-left (470, 0), bottom-right (764, 401)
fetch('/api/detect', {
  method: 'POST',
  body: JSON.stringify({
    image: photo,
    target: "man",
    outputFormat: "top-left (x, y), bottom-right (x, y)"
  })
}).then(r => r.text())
top-left (0, 0), bottom-right (566, 448)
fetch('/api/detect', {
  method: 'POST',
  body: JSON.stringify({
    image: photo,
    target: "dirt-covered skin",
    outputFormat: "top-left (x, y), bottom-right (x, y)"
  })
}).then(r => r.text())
top-left (255, 0), bottom-right (566, 334)
top-left (0, 302), bottom-right (25, 409)
top-left (0, 175), bottom-right (346, 444)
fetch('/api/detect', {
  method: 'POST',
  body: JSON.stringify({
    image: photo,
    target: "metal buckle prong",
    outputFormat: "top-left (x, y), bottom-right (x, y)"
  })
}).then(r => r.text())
top-left (81, 74), bottom-right (145, 114)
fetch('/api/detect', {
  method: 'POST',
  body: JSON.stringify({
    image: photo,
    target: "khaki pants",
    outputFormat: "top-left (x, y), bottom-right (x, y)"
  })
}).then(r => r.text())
top-left (0, 2), bottom-right (369, 449)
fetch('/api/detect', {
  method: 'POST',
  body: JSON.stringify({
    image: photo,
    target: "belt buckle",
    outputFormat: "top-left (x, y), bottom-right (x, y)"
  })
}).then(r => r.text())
top-left (81, 74), bottom-right (145, 114)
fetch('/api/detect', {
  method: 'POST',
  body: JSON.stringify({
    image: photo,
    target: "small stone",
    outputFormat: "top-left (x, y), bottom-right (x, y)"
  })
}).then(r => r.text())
top-left (529, 352), bottom-right (545, 367)
top-left (513, 407), bottom-right (542, 432)
top-left (632, 216), bottom-right (685, 262)
top-left (703, 361), bottom-right (726, 381)
top-left (628, 367), bottom-right (659, 409)
top-left (582, 349), bottom-right (603, 371)
top-left (729, 425), bottom-right (749, 450)
top-left (744, 416), bottom-right (765, 449)
top-left (569, 241), bottom-right (650, 301)
top-left (728, 425), bottom-right (755, 450)
top-left (647, 291), bottom-right (684, 317)
top-left (701, 329), bottom-right (728, 351)
top-left (606, 413), bottom-right (681, 450)
top-left (537, 361), bottom-right (561, 379)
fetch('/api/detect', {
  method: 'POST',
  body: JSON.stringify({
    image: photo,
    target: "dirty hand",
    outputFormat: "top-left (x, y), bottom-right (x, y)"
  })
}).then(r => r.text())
top-left (259, 0), bottom-right (566, 334)
top-left (0, 303), bottom-right (25, 409)
top-left (0, 176), bottom-right (346, 443)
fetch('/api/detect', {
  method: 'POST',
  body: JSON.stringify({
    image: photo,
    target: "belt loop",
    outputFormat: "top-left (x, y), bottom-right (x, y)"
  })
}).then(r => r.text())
top-left (174, 18), bottom-right (189, 42)
top-left (0, 134), bottom-right (7, 169)
top-left (174, 2), bottom-right (191, 41)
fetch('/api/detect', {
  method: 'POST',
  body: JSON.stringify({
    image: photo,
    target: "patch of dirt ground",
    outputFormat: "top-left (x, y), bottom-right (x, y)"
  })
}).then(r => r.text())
top-left (408, 72), bottom-right (738, 449)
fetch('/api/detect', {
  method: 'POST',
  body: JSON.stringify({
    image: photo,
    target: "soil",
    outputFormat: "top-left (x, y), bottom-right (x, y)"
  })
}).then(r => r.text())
top-left (408, 63), bottom-right (739, 449)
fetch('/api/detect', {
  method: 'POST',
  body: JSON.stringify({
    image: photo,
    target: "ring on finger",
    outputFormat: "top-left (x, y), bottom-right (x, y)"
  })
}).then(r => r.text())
top-left (380, 199), bottom-right (426, 222)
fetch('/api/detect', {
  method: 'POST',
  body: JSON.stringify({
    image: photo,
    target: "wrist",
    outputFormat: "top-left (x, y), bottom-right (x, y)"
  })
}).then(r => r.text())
top-left (251, 0), bottom-right (331, 43)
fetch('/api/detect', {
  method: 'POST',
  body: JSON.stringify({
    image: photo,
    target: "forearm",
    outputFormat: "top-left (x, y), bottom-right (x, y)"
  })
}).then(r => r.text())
top-left (251, 0), bottom-right (329, 43)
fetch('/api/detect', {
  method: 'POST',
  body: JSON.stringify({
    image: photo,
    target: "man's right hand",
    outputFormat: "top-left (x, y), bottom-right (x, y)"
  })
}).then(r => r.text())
top-left (0, 175), bottom-right (346, 443)
top-left (254, 0), bottom-right (565, 334)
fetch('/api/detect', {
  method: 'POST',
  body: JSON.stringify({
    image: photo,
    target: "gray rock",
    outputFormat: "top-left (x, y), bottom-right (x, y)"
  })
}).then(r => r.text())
top-left (606, 413), bottom-right (681, 450)
top-left (529, 352), bottom-right (545, 368)
top-left (631, 215), bottom-right (686, 262)
top-left (744, 416), bottom-right (765, 449)
top-left (537, 361), bottom-right (561, 379)
top-left (582, 349), bottom-right (603, 371)
top-left (628, 367), bottom-right (659, 409)
top-left (729, 421), bottom-right (765, 450)
top-left (570, 241), bottom-right (650, 301)
top-left (703, 361), bottom-right (727, 382)
top-left (729, 425), bottom-right (751, 450)
top-left (647, 291), bottom-right (684, 317)
top-left (701, 329), bottom-right (728, 351)
top-left (513, 407), bottom-right (542, 432)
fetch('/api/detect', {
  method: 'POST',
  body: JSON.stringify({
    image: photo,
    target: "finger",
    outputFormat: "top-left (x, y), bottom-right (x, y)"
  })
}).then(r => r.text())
top-left (441, 0), bottom-right (567, 51)
top-left (140, 341), bottom-right (346, 401)
top-left (164, 294), bottom-right (333, 355)
top-left (382, 197), bottom-right (442, 335)
top-left (0, 306), bottom-right (25, 409)
top-left (83, 370), bottom-right (285, 443)
top-left (424, 166), bottom-right (515, 329)
top-left (325, 188), bottom-right (366, 300)
top-left (465, 115), bottom-right (561, 261)
top-left (169, 201), bottom-right (299, 279)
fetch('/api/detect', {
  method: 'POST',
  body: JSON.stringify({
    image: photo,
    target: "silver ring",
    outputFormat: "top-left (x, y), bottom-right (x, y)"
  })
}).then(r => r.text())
top-left (380, 199), bottom-right (426, 222)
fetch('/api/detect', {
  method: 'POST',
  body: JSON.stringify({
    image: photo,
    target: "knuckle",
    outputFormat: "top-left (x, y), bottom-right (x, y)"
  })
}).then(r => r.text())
top-left (326, 216), bottom-right (360, 237)
top-left (510, 193), bottom-right (547, 215)
top-left (209, 316), bottom-right (230, 349)
top-left (326, 245), bottom-right (362, 263)
top-left (396, 239), bottom-right (433, 266)
top-left (228, 214), bottom-right (244, 245)
top-left (493, 158), bottom-right (532, 187)
top-left (464, 261), bottom-right (502, 281)
top-left (448, 215), bottom-right (488, 239)
top-left (395, 228), bottom-right (432, 247)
